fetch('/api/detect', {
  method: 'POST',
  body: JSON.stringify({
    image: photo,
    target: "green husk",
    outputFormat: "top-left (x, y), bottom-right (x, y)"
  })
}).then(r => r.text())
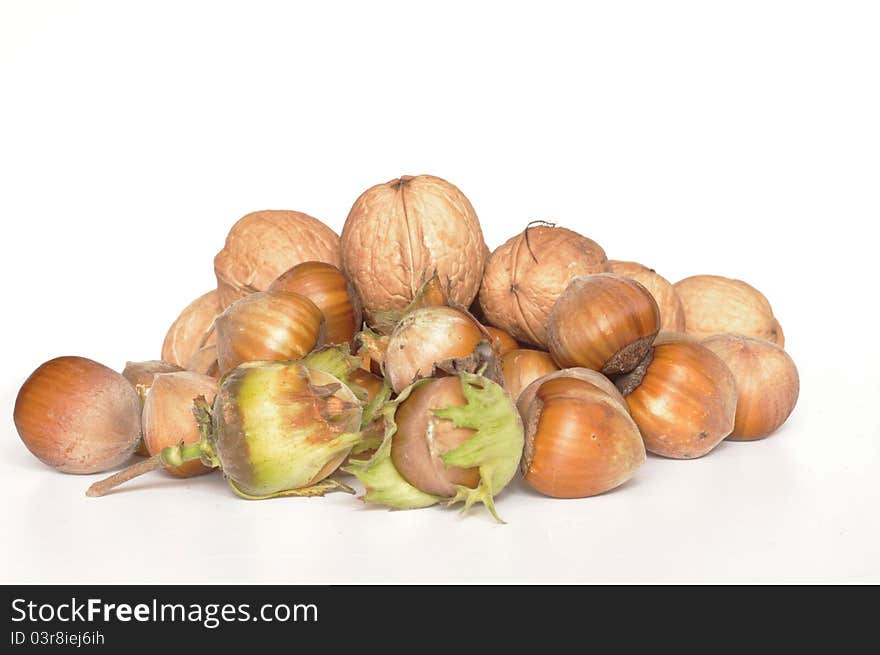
top-left (86, 361), bottom-right (366, 500)
top-left (344, 373), bottom-right (524, 522)
top-left (301, 344), bottom-right (373, 402)
top-left (210, 361), bottom-right (364, 497)
top-left (354, 327), bottom-right (389, 375)
top-left (227, 477), bottom-right (355, 499)
top-left (344, 380), bottom-right (442, 508)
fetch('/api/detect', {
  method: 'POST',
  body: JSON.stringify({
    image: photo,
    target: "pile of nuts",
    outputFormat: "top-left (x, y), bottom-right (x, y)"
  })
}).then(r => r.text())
top-left (12, 174), bottom-right (799, 521)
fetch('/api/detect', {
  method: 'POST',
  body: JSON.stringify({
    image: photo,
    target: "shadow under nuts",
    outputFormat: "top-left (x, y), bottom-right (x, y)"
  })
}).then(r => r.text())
top-left (548, 273), bottom-right (661, 374)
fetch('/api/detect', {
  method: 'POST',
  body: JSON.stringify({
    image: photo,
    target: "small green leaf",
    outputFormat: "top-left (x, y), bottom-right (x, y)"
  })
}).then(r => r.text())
top-left (343, 381), bottom-right (442, 509)
top-left (302, 345), bottom-right (368, 400)
top-left (360, 379), bottom-right (393, 430)
top-left (346, 374), bottom-right (524, 522)
top-left (434, 373), bottom-right (524, 522)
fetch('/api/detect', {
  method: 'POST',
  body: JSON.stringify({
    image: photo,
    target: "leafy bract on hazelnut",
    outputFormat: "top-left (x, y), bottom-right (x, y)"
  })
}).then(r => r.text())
top-left (344, 373), bottom-right (524, 522)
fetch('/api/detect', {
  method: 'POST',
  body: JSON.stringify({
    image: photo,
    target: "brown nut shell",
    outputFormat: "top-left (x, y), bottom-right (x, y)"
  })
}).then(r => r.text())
top-left (341, 175), bottom-right (488, 323)
top-left (607, 260), bottom-right (686, 332)
top-left (349, 367), bottom-right (385, 403)
top-left (390, 377), bottom-right (480, 497)
top-left (501, 349), bottom-right (559, 402)
top-left (14, 356), bottom-right (141, 474)
top-left (616, 339), bottom-right (737, 459)
top-left (702, 334), bottom-right (799, 440)
top-left (186, 345), bottom-right (220, 379)
top-left (516, 367), bottom-right (627, 419)
top-left (269, 261), bottom-right (362, 345)
top-left (161, 290), bottom-right (221, 368)
top-left (143, 371), bottom-right (218, 477)
top-left (122, 360), bottom-right (186, 456)
top-left (384, 306), bottom-right (485, 393)
top-left (214, 210), bottom-right (341, 310)
top-left (674, 275), bottom-right (784, 346)
top-left (484, 326), bottom-right (519, 357)
top-left (478, 225), bottom-right (608, 347)
top-left (215, 290), bottom-right (325, 373)
top-left (548, 273), bottom-right (661, 374)
top-left (521, 377), bottom-right (645, 498)
top-left (122, 360), bottom-right (185, 404)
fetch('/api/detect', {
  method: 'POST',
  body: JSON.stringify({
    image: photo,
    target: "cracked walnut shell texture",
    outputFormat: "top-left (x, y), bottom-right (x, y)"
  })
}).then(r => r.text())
top-left (214, 210), bottom-right (341, 310)
top-left (341, 175), bottom-right (488, 322)
top-left (478, 226), bottom-right (608, 348)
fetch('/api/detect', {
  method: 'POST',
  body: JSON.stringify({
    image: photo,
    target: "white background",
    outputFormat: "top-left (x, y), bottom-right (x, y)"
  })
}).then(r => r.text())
top-left (1, 1), bottom-right (878, 584)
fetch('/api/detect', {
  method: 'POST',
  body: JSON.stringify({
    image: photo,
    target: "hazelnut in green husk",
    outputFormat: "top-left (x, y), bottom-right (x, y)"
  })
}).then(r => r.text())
top-left (344, 372), bottom-right (524, 522)
top-left (300, 344), bottom-right (393, 463)
top-left (86, 359), bottom-right (364, 499)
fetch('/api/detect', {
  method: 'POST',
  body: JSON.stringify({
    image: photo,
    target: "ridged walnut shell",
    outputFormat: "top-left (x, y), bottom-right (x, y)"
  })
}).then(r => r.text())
top-left (214, 210), bottom-right (341, 310)
top-left (143, 371), bottom-right (218, 478)
top-left (548, 273), bottom-right (660, 374)
top-left (478, 225), bottom-right (608, 348)
top-left (702, 334), bottom-right (799, 440)
top-left (608, 260), bottom-right (685, 332)
top-left (161, 290), bottom-right (220, 368)
top-left (674, 275), bottom-right (784, 346)
top-left (615, 338), bottom-right (737, 459)
top-left (341, 175), bottom-right (487, 323)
